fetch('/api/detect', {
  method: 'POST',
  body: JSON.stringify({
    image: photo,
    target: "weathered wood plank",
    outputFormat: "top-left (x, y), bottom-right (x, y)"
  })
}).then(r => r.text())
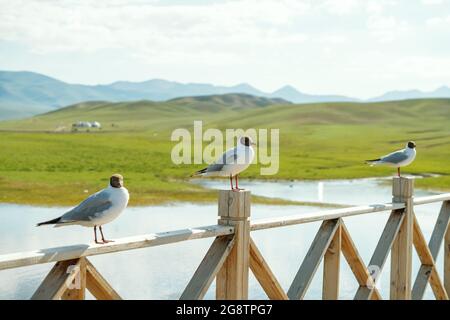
top-left (413, 194), bottom-right (450, 205)
top-left (287, 219), bottom-right (340, 300)
top-left (62, 257), bottom-right (86, 300)
top-left (251, 203), bottom-right (405, 232)
top-left (428, 268), bottom-right (447, 300)
top-left (323, 222), bottom-right (341, 300)
top-left (31, 259), bottom-right (81, 300)
top-left (0, 225), bottom-right (234, 271)
top-left (216, 190), bottom-right (251, 300)
top-left (412, 265), bottom-right (447, 300)
top-left (411, 215), bottom-right (448, 300)
top-left (249, 193), bottom-right (450, 232)
top-left (354, 209), bottom-right (404, 300)
top-left (412, 201), bottom-right (450, 299)
top-left (413, 215), bottom-right (435, 266)
top-left (340, 222), bottom-right (381, 300)
top-left (85, 259), bottom-right (121, 300)
top-left (429, 201), bottom-right (450, 258)
top-left (249, 238), bottom-right (288, 300)
top-left (180, 235), bottom-right (235, 300)
top-left (390, 177), bottom-right (413, 300)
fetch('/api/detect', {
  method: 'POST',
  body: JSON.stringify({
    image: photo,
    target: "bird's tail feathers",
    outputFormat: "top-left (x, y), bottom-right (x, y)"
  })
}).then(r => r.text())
top-left (190, 168), bottom-right (208, 177)
top-left (54, 221), bottom-right (76, 228)
top-left (365, 158), bottom-right (381, 166)
top-left (36, 217), bottom-right (61, 227)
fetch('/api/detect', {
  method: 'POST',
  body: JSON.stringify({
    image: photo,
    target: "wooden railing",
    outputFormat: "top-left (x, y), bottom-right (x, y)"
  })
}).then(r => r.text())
top-left (0, 177), bottom-right (449, 300)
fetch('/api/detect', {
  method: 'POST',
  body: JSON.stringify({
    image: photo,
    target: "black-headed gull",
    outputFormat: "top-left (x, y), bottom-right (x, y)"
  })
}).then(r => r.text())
top-left (192, 136), bottom-right (256, 191)
top-left (37, 174), bottom-right (129, 244)
top-left (366, 141), bottom-right (416, 177)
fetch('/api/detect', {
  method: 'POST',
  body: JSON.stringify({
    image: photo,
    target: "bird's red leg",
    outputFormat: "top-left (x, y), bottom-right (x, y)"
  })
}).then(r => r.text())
top-left (230, 175), bottom-right (234, 190)
top-left (94, 226), bottom-right (102, 244)
top-left (234, 175), bottom-right (244, 191)
top-left (99, 226), bottom-right (114, 243)
top-left (232, 175), bottom-right (239, 192)
top-left (397, 167), bottom-right (400, 177)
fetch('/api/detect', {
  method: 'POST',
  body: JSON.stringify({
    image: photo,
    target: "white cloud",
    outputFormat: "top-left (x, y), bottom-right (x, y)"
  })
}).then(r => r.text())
top-left (0, 0), bottom-right (311, 55)
top-left (426, 15), bottom-right (450, 27)
top-left (393, 56), bottom-right (450, 79)
top-left (0, 0), bottom-right (449, 97)
top-left (321, 0), bottom-right (360, 15)
top-left (365, 0), bottom-right (397, 14)
top-left (421, 0), bottom-right (446, 5)
top-left (366, 15), bottom-right (410, 43)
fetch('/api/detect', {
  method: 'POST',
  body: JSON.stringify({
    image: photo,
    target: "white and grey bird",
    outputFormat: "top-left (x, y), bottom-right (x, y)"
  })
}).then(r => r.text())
top-left (192, 136), bottom-right (256, 190)
top-left (366, 141), bottom-right (416, 177)
top-left (37, 174), bottom-right (129, 244)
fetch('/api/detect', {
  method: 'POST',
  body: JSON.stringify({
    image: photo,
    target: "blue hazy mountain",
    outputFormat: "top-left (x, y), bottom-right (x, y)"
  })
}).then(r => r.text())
top-left (269, 85), bottom-right (357, 103)
top-left (1, 70), bottom-right (449, 120)
top-left (369, 86), bottom-right (450, 102)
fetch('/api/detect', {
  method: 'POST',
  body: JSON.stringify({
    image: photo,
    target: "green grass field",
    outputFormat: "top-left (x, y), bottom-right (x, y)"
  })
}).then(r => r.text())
top-left (1, 96), bottom-right (449, 206)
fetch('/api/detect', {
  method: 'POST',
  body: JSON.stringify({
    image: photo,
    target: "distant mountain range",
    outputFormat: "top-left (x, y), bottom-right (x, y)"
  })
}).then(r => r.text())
top-left (1, 70), bottom-right (450, 120)
top-left (367, 86), bottom-right (450, 102)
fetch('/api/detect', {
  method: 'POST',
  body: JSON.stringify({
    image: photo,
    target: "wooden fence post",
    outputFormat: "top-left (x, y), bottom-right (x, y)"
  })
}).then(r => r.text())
top-left (390, 177), bottom-right (414, 300)
top-left (323, 220), bottom-right (341, 300)
top-left (216, 190), bottom-right (251, 300)
top-left (62, 257), bottom-right (86, 300)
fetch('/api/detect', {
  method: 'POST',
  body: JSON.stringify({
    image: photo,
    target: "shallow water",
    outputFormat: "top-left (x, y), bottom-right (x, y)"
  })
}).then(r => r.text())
top-left (0, 178), bottom-right (445, 300)
top-left (191, 177), bottom-right (437, 205)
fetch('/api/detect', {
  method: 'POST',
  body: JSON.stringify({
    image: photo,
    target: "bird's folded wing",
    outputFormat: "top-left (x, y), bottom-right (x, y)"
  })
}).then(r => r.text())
top-left (381, 151), bottom-right (409, 163)
top-left (207, 147), bottom-right (238, 172)
top-left (61, 191), bottom-right (113, 222)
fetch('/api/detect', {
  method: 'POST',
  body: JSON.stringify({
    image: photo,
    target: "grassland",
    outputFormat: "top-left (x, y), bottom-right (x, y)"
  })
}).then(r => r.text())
top-left (0, 95), bottom-right (449, 206)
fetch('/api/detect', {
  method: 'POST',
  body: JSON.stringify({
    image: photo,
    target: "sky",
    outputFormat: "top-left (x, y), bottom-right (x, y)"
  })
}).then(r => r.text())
top-left (1, 0), bottom-right (450, 99)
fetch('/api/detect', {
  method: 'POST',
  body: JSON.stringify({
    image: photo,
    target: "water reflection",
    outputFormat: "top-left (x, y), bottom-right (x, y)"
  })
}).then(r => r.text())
top-left (191, 177), bottom-right (437, 205)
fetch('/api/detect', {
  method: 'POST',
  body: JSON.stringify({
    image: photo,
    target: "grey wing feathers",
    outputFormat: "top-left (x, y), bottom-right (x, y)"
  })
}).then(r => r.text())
top-left (381, 150), bottom-right (408, 164)
top-left (206, 147), bottom-right (238, 173)
top-left (61, 190), bottom-right (112, 222)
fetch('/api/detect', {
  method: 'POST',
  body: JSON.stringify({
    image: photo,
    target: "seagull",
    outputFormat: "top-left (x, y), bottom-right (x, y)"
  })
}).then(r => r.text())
top-left (192, 136), bottom-right (256, 191)
top-left (366, 141), bottom-right (416, 177)
top-left (37, 174), bottom-right (129, 244)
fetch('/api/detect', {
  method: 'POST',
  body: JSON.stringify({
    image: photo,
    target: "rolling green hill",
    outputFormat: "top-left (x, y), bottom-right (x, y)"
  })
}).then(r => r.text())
top-left (0, 96), bottom-right (449, 206)
top-left (0, 94), bottom-right (291, 131)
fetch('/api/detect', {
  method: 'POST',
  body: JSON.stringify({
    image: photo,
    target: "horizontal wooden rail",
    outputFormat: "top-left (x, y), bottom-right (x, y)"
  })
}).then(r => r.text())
top-left (250, 202), bottom-right (406, 231)
top-left (0, 225), bottom-right (234, 271)
top-left (413, 194), bottom-right (450, 205)
top-left (250, 193), bottom-right (450, 231)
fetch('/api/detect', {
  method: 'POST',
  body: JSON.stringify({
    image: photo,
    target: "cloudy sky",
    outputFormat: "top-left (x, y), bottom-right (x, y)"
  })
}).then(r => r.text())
top-left (1, 0), bottom-right (449, 98)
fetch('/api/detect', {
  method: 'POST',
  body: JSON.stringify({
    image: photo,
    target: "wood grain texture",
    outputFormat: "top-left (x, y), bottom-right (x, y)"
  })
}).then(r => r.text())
top-left (85, 259), bottom-right (121, 300)
top-left (31, 259), bottom-right (81, 300)
top-left (340, 222), bottom-right (382, 300)
top-left (390, 177), bottom-right (414, 300)
top-left (181, 235), bottom-right (235, 300)
top-left (354, 209), bottom-right (404, 300)
top-left (323, 222), bottom-right (341, 300)
top-left (0, 225), bottom-right (234, 271)
top-left (249, 238), bottom-right (288, 300)
top-left (251, 203), bottom-right (405, 231)
top-left (412, 201), bottom-right (450, 299)
top-left (287, 219), bottom-right (339, 300)
top-left (62, 257), bottom-right (86, 300)
top-left (216, 190), bottom-right (251, 300)
top-left (412, 215), bottom-right (448, 300)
